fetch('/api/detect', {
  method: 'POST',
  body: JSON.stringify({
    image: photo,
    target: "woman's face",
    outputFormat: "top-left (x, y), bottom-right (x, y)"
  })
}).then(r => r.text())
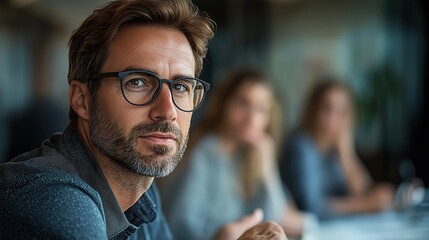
top-left (316, 87), bottom-right (352, 141)
top-left (224, 81), bottom-right (272, 143)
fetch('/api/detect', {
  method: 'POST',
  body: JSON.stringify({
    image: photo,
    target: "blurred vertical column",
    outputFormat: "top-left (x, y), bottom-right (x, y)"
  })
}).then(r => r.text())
top-left (0, 4), bottom-right (41, 163)
top-left (0, 1), bottom-right (68, 163)
top-left (407, 0), bottom-right (429, 187)
top-left (192, 0), bottom-right (271, 124)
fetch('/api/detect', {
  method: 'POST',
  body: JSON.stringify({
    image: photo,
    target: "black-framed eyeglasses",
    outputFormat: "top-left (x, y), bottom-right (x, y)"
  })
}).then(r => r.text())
top-left (88, 70), bottom-right (210, 112)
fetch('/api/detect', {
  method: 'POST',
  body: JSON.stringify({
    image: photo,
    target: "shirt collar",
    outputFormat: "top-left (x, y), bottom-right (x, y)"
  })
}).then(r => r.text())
top-left (57, 124), bottom-right (158, 238)
top-left (125, 193), bottom-right (157, 226)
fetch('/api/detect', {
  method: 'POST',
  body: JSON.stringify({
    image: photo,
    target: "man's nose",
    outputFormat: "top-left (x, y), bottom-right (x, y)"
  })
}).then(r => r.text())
top-left (148, 83), bottom-right (177, 122)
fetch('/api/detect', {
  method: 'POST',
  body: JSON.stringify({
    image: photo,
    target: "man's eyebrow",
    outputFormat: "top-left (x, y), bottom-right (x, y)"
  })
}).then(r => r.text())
top-left (123, 66), bottom-right (195, 80)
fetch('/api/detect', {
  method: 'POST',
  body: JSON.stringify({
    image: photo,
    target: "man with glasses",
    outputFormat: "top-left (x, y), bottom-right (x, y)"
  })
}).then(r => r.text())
top-left (0, 0), bottom-right (286, 239)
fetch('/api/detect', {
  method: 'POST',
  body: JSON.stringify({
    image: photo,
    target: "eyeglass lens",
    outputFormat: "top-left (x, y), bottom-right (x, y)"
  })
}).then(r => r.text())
top-left (121, 71), bottom-right (205, 111)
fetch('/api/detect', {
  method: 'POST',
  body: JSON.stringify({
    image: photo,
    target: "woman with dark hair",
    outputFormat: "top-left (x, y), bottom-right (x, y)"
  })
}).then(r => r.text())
top-left (279, 77), bottom-right (394, 219)
top-left (160, 68), bottom-right (307, 239)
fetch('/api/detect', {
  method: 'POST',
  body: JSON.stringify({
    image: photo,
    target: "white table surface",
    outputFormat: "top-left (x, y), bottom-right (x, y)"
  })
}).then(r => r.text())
top-left (315, 209), bottom-right (429, 240)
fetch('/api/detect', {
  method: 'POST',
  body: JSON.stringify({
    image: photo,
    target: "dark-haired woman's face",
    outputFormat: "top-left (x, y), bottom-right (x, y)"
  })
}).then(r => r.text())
top-left (224, 81), bottom-right (272, 143)
top-left (316, 88), bottom-right (352, 141)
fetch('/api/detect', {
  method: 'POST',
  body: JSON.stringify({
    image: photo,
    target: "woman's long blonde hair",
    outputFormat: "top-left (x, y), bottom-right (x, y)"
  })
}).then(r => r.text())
top-left (187, 68), bottom-right (283, 198)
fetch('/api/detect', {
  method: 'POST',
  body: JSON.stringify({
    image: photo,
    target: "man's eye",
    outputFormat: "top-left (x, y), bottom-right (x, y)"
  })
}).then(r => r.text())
top-left (173, 83), bottom-right (189, 93)
top-left (125, 78), bottom-right (150, 90)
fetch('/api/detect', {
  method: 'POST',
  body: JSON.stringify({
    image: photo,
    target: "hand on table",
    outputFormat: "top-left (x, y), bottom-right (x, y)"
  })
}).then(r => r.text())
top-left (215, 209), bottom-right (287, 240)
top-left (238, 221), bottom-right (287, 240)
top-left (368, 183), bottom-right (394, 211)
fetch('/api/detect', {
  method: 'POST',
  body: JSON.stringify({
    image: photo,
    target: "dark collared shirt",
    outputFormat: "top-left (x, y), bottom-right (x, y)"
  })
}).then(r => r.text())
top-left (0, 125), bottom-right (172, 240)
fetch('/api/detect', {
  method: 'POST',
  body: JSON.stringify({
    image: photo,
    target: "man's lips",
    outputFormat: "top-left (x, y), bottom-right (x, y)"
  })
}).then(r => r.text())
top-left (139, 133), bottom-right (177, 145)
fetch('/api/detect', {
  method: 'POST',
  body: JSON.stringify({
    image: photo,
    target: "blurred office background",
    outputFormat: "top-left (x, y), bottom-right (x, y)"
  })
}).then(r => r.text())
top-left (0, 0), bottom-right (428, 186)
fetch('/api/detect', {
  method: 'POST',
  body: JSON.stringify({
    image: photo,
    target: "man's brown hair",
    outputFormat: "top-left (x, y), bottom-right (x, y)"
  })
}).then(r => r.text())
top-left (67, 0), bottom-right (215, 124)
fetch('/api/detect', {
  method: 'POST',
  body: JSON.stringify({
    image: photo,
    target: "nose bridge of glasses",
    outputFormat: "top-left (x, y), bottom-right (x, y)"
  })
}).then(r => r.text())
top-left (156, 79), bottom-right (173, 97)
top-left (158, 79), bottom-right (176, 99)
top-left (159, 78), bottom-right (175, 87)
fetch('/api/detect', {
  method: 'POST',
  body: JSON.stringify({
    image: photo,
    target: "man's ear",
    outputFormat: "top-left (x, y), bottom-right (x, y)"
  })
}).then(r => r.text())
top-left (69, 80), bottom-right (91, 121)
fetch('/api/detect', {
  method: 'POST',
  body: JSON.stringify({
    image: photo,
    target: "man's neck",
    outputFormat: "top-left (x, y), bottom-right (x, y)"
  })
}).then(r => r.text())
top-left (75, 121), bottom-right (154, 211)
top-left (96, 157), bottom-right (154, 211)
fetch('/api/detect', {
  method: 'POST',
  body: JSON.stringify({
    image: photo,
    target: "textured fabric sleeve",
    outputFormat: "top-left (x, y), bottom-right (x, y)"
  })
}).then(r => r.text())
top-left (279, 136), bottom-right (331, 218)
top-left (0, 172), bottom-right (107, 239)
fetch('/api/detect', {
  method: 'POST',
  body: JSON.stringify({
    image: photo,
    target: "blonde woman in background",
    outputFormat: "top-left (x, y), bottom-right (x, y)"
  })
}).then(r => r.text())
top-left (159, 68), bottom-right (306, 239)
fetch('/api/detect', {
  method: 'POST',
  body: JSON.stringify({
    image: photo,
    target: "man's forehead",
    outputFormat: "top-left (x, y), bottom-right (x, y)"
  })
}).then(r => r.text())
top-left (106, 25), bottom-right (195, 73)
top-left (121, 46), bottom-right (194, 69)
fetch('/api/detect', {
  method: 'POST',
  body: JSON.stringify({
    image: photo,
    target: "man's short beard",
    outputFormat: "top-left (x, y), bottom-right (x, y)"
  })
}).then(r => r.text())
top-left (89, 97), bottom-right (188, 177)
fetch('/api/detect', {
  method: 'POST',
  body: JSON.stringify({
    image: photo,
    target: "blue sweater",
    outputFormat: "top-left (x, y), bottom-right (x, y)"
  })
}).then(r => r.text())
top-left (279, 132), bottom-right (348, 219)
top-left (0, 125), bottom-right (172, 240)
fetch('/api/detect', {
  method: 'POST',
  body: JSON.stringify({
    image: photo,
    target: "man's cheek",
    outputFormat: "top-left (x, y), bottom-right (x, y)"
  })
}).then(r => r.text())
top-left (178, 113), bottom-right (192, 132)
top-left (116, 110), bottom-right (141, 135)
